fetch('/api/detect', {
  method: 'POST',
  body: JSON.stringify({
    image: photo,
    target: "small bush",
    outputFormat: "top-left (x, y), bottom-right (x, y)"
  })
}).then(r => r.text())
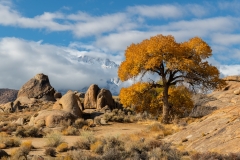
top-left (0, 132), bottom-right (21, 148)
top-left (67, 150), bottom-right (100, 160)
top-left (148, 122), bottom-right (164, 132)
top-left (74, 138), bottom-right (91, 150)
top-left (45, 147), bottom-right (56, 157)
top-left (74, 131), bottom-right (96, 150)
top-left (45, 132), bottom-right (65, 147)
top-left (103, 136), bottom-right (124, 153)
top-left (15, 126), bottom-right (42, 137)
top-left (56, 142), bottom-right (68, 152)
top-left (90, 140), bottom-right (104, 154)
top-left (94, 117), bottom-right (101, 125)
top-left (11, 140), bottom-right (32, 160)
top-left (62, 126), bottom-right (79, 135)
top-left (73, 118), bottom-right (88, 129)
top-left (82, 125), bottom-right (91, 131)
top-left (102, 148), bottom-right (127, 160)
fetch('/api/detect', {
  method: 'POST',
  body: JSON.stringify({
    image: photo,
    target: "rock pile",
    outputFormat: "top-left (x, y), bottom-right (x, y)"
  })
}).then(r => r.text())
top-left (84, 84), bottom-right (116, 110)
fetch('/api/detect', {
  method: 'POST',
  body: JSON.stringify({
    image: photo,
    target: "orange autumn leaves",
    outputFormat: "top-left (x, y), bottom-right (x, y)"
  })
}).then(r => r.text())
top-left (119, 83), bottom-right (193, 117)
top-left (118, 34), bottom-right (225, 119)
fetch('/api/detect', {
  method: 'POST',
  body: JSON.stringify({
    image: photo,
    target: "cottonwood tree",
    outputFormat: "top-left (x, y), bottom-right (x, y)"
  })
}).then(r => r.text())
top-left (118, 34), bottom-right (226, 123)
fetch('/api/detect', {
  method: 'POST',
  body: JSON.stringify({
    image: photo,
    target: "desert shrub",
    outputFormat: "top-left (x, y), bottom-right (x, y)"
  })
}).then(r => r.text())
top-left (94, 116), bottom-right (101, 125)
top-left (148, 147), bottom-right (167, 160)
top-left (101, 148), bottom-right (128, 160)
top-left (15, 126), bottom-right (42, 137)
top-left (103, 108), bottom-right (137, 123)
top-left (0, 132), bottom-right (21, 148)
top-left (166, 148), bottom-right (183, 160)
top-left (190, 94), bottom-right (218, 118)
top-left (103, 136), bottom-right (124, 153)
top-left (66, 150), bottom-right (100, 160)
top-left (45, 147), bottom-right (56, 157)
top-left (145, 139), bottom-right (163, 150)
top-left (74, 131), bottom-right (96, 150)
top-left (0, 122), bottom-right (21, 134)
top-left (125, 140), bottom-right (148, 154)
top-left (74, 138), bottom-right (91, 150)
top-left (82, 125), bottom-right (91, 131)
top-left (62, 126), bottom-right (79, 136)
top-left (73, 118), bottom-right (88, 129)
top-left (90, 140), bottom-right (104, 154)
top-left (148, 122), bottom-right (164, 132)
top-left (103, 113), bottom-right (114, 122)
top-left (45, 132), bottom-right (65, 147)
top-left (56, 142), bottom-right (68, 152)
top-left (11, 140), bottom-right (32, 160)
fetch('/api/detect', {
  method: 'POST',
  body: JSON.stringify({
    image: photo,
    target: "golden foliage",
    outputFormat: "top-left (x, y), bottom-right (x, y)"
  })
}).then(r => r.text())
top-left (118, 34), bottom-right (226, 122)
top-left (120, 82), bottom-right (193, 118)
top-left (168, 86), bottom-right (194, 118)
top-left (118, 34), bottom-right (226, 89)
top-left (119, 82), bottom-right (161, 114)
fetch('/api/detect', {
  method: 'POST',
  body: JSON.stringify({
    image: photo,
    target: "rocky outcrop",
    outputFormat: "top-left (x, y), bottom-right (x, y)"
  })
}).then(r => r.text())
top-left (190, 75), bottom-right (240, 117)
top-left (29, 110), bottom-right (75, 128)
top-left (0, 89), bottom-right (18, 104)
top-left (53, 90), bottom-right (83, 117)
top-left (17, 73), bottom-right (55, 101)
top-left (84, 84), bottom-right (116, 110)
top-left (54, 92), bottom-right (62, 99)
top-left (1, 101), bottom-right (20, 113)
top-left (166, 75), bottom-right (240, 153)
top-left (165, 105), bottom-right (240, 153)
top-left (97, 89), bottom-right (115, 110)
top-left (84, 84), bottom-right (100, 109)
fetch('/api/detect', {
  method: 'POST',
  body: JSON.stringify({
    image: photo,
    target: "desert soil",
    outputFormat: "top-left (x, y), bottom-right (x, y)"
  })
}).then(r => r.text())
top-left (4, 122), bottom-right (149, 157)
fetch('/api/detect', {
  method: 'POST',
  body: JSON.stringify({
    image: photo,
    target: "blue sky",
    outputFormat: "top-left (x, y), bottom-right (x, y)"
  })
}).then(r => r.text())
top-left (0, 0), bottom-right (240, 90)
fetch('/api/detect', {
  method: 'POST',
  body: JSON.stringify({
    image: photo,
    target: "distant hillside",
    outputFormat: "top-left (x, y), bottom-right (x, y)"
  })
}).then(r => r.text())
top-left (0, 89), bottom-right (18, 104)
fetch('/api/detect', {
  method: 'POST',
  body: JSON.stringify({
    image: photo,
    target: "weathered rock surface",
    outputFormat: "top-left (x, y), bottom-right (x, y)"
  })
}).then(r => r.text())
top-left (29, 110), bottom-right (75, 128)
top-left (53, 90), bottom-right (83, 117)
top-left (0, 89), bottom-right (18, 104)
top-left (166, 75), bottom-right (240, 153)
top-left (17, 73), bottom-right (55, 101)
top-left (84, 84), bottom-right (100, 109)
top-left (1, 101), bottom-right (21, 113)
top-left (84, 84), bottom-right (116, 110)
top-left (97, 89), bottom-right (115, 110)
top-left (190, 76), bottom-right (240, 117)
top-left (54, 92), bottom-right (62, 99)
top-left (165, 105), bottom-right (240, 153)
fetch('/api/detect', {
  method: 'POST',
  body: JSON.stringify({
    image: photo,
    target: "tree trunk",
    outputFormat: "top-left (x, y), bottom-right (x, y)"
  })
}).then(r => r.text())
top-left (162, 85), bottom-right (170, 124)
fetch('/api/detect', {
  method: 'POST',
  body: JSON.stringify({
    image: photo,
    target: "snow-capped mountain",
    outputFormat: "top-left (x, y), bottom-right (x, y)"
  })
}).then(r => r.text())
top-left (78, 55), bottom-right (119, 69)
top-left (77, 55), bottom-right (122, 95)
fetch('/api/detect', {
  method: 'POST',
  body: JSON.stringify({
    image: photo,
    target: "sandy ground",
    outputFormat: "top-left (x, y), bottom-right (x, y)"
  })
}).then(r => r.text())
top-left (3, 122), bottom-right (149, 157)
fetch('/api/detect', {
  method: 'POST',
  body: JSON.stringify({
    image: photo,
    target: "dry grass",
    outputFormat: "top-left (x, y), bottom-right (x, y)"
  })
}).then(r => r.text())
top-left (45, 131), bottom-right (65, 147)
top-left (11, 140), bottom-right (32, 160)
top-left (0, 132), bottom-right (21, 148)
top-left (62, 126), bottom-right (79, 136)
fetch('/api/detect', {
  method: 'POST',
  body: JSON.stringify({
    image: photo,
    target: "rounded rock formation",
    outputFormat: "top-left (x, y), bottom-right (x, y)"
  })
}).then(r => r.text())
top-left (84, 84), bottom-right (100, 109)
top-left (17, 73), bottom-right (55, 101)
top-left (53, 90), bottom-right (83, 117)
top-left (97, 89), bottom-right (115, 110)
